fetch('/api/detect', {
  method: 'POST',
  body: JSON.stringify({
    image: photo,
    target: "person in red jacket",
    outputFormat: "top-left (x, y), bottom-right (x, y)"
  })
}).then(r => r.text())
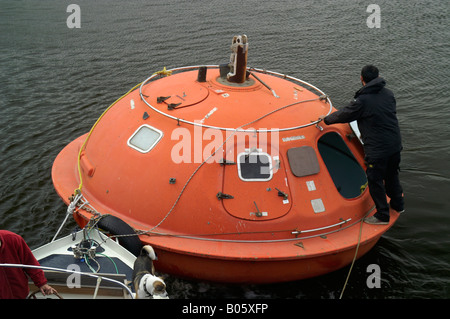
top-left (0, 230), bottom-right (57, 299)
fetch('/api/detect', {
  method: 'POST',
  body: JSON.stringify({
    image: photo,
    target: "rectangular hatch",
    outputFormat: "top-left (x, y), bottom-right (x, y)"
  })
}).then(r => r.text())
top-left (237, 150), bottom-right (273, 181)
top-left (222, 147), bottom-right (291, 221)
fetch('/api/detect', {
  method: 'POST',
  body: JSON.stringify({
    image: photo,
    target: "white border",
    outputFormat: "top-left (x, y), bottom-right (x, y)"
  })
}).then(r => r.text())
top-left (127, 124), bottom-right (164, 153)
top-left (236, 150), bottom-right (273, 182)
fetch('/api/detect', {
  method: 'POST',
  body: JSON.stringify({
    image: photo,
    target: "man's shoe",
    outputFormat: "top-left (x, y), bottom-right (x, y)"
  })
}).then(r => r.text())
top-left (389, 202), bottom-right (405, 213)
top-left (364, 216), bottom-right (389, 225)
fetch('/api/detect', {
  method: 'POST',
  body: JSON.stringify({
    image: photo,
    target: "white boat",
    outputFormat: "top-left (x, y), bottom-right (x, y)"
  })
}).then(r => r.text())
top-left (26, 227), bottom-right (137, 299)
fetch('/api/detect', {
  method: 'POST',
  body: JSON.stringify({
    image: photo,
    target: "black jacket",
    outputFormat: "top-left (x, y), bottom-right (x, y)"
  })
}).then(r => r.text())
top-left (324, 77), bottom-right (402, 160)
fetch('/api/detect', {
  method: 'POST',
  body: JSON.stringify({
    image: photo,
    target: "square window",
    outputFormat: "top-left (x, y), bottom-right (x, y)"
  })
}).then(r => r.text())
top-left (237, 150), bottom-right (273, 181)
top-left (127, 125), bottom-right (163, 153)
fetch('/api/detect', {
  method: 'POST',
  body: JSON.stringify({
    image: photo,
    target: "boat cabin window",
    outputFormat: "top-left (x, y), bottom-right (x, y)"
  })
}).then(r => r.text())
top-left (318, 132), bottom-right (367, 199)
top-left (237, 149), bottom-right (273, 181)
top-left (127, 125), bottom-right (163, 153)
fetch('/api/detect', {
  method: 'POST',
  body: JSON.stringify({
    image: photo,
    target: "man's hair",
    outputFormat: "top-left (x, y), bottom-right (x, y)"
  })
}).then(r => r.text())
top-left (361, 65), bottom-right (379, 83)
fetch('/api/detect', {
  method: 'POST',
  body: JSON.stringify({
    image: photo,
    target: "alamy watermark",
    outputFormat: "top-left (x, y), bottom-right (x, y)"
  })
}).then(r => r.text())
top-left (66, 4), bottom-right (81, 28)
top-left (66, 264), bottom-right (81, 288)
top-left (170, 125), bottom-right (279, 165)
top-left (366, 4), bottom-right (381, 28)
top-left (366, 263), bottom-right (382, 288)
top-left (66, 4), bottom-right (381, 30)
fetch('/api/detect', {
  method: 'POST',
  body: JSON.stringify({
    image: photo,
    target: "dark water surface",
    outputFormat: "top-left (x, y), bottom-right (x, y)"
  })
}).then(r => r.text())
top-left (1, 0), bottom-right (449, 299)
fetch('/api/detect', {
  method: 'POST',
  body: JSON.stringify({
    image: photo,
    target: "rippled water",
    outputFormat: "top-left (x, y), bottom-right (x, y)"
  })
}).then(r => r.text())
top-left (1, 0), bottom-right (449, 299)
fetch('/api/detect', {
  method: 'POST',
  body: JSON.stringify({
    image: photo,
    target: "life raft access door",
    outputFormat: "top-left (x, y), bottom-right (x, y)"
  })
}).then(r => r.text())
top-left (221, 142), bottom-right (292, 221)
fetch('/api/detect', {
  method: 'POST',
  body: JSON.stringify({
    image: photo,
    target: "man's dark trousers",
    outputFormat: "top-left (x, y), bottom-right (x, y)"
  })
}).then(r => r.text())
top-left (366, 151), bottom-right (404, 222)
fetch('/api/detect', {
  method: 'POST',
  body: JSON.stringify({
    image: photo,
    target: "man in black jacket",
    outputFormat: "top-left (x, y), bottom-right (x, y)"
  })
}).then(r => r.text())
top-left (320, 65), bottom-right (404, 224)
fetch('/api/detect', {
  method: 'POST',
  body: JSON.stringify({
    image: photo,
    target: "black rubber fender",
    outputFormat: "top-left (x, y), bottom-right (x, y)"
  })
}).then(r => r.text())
top-left (97, 215), bottom-right (142, 257)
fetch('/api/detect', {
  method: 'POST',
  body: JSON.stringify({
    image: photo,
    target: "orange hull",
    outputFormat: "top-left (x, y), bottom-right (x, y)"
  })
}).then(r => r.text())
top-left (52, 60), bottom-right (399, 283)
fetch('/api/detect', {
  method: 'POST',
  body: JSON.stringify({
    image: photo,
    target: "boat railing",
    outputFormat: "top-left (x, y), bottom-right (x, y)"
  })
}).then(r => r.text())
top-left (0, 263), bottom-right (134, 299)
top-left (139, 65), bottom-right (333, 132)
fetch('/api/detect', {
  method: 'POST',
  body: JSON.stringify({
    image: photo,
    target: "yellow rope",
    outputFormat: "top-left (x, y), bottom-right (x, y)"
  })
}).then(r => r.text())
top-left (74, 81), bottom-right (142, 194)
top-left (339, 206), bottom-right (374, 299)
top-left (74, 67), bottom-right (172, 194)
top-left (360, 181), bottom-right (368, 193)
top-left (339, 218), bottom-right (364, 299)
top-left (153, 66), bottom-right (172, 77)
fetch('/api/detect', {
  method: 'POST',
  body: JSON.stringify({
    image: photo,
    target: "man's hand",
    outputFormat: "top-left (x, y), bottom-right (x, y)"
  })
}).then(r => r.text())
top-left (39, 284), bottom-right (57, 296)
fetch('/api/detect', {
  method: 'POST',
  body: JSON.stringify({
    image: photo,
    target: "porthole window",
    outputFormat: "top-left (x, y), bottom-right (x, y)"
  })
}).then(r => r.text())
top-left (237, 149), bottom-right (273, 181)
top-left (127, 125), bottom-right (163, 153)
